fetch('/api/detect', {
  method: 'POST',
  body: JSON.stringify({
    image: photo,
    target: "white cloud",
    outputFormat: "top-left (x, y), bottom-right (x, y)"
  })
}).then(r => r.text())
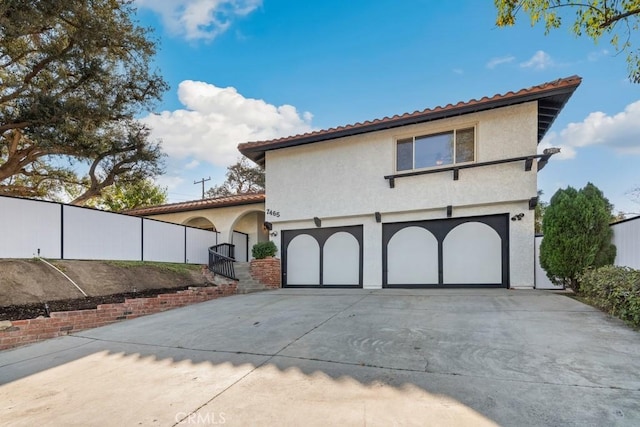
top-left (520, 50), bottom-right (554, 70)
top-left (184, 159), bottom-right (200, 169)
top-left (140, 80), bottom-right (314, 167)
top-left (540, 100), bottom-right (640, 159)
top-left (486, 55), bottom-right (515, 69)
top-left (136, 0), bottom-right (261, 41)
top-left (587, 49), bottom-right (610, 62)
top-left (452, 68), bottom-right (464, 75)
top-left (154, 175), bottom-right (185, 190)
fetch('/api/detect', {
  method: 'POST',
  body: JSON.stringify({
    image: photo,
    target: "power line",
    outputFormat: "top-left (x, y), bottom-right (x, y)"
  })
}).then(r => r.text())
top-left (194, 177), bottom-right (211, 200)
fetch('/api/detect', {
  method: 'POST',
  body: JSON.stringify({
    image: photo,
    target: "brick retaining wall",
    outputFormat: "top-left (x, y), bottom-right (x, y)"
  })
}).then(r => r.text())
top-left (250, 257), bottom-right (281, 289)
top-left (0, 283), bottom-right (237, 351)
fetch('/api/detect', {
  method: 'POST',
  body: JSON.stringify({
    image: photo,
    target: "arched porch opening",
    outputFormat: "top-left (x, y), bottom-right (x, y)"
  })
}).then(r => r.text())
top-left (227, 209), bottom-right (268, 262)
top-left (183, 216), bottom-right (216, 231)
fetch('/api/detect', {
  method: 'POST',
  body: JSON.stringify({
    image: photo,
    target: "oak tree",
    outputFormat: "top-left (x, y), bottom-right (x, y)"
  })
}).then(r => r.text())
top-left (206, 157), bottom-right (265, 198)
top-left (0, 0), bottom-right (168, 204)
top-left (83, 178), bottom-right (167, 212)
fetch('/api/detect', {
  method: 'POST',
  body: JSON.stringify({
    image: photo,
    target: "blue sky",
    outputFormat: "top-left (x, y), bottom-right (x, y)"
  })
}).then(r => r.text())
top-left (133, 0), bottom-right (639, 215)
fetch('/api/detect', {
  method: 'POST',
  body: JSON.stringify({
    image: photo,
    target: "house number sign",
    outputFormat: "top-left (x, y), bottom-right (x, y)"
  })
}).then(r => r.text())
top-left (266, 209), bottom-right (281, 217)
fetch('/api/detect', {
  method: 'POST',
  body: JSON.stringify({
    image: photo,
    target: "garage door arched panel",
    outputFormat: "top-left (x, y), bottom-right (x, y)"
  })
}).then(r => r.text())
top-left (323, 232), bottom-right (360, 285)
top-left (387, 226), bottom-right (438, 285)
top-left (282, 225), bottom-right (363, 288)
top-left (287, 234), bottom-right (320, 285)
top-left (443, 222), bottom-right (502, 284)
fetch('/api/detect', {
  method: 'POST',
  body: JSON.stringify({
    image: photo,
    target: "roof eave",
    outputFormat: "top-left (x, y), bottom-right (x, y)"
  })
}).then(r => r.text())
top-left (126, 197), bottom-right (265, 216)
top-left (238, 78), bottom-right (581, 167)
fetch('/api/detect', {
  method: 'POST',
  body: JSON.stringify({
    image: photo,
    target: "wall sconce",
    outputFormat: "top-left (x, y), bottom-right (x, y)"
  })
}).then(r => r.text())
top-left (446, 205), bottom-right (452, 218)
top-left (270, 231), bottom-right (278, 237)
top-left (528, 197), bottom-right (538, 210)
top-left (511, 213), bottom-right (525, 221)
top-left (263, 221), bottom-right (272, 231)
top-left (374, 212), bottom-right (381, 223)
top-left (313, 217), bottom-right (322, 227)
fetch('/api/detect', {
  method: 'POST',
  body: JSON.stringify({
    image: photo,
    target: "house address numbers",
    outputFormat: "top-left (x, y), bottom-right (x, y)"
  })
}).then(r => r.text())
top-left (267, 209), bottom-right (280, 217)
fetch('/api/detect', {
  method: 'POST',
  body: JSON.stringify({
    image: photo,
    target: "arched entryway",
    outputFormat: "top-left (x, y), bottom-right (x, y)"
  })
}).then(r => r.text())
top-left (227, 209), bottom-right (268, 262)
top-left (183, 216), bottom-right (216, 231)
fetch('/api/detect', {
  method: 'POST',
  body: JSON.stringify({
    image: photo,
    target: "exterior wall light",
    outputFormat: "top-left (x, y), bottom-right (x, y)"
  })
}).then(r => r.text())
top-left (374, 212), bottom-right (381, 223)
top-left (313, 217), bottom-right (322, 227)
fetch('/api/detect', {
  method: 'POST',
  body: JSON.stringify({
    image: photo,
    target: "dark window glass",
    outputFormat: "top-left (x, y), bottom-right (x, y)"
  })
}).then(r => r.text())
top-left (415, 132), bottom-right (453, 168)
top-left (396, 138), bottom-right (413, 171)
top-left (456, 128), bottom-right (475, 163)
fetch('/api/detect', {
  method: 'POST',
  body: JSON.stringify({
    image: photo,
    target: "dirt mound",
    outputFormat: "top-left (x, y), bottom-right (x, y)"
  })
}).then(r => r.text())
top-left (0, 259), bottom-right (210, 311)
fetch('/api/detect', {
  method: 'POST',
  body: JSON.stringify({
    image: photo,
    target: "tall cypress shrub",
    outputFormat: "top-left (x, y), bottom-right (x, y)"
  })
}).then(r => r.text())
top-left (540, 183), bottom-right (616, 292)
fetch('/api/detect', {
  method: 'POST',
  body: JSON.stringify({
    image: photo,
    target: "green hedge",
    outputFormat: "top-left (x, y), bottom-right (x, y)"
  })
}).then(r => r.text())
top-left (579, 265), bottom-right (640, 328)
top-left (251, 241), bottom-right (277, 259)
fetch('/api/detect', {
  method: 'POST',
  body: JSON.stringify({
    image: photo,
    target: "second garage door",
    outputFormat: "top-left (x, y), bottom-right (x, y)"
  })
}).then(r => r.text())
top-left (383, 214), bottom-right (509, 288)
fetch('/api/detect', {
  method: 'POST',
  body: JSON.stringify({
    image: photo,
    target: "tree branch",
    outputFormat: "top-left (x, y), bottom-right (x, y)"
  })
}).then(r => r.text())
top-left (599, 8), bottom-right (640, 28)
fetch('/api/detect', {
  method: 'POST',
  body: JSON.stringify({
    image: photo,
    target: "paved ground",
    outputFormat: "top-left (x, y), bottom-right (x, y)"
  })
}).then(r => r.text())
top-left (0, 289), bottom-right (639, 426)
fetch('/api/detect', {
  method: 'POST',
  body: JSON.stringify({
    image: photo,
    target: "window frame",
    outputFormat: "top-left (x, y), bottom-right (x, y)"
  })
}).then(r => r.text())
top-left (395, 125), bottom-right (477, 173)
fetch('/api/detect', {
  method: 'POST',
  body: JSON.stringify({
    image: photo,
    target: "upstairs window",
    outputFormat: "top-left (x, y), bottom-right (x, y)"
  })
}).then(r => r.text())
top-left (396, 127), bottom-right (475, 171)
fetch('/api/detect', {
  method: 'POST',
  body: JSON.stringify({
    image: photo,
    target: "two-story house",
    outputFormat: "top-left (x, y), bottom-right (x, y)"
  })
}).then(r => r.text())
top-left (238, 76), bottom-right (581, 289)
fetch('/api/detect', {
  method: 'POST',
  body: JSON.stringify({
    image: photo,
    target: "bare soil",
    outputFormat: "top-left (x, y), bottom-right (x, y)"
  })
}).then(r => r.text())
top-left (0, 259), bottom-right (212, 321)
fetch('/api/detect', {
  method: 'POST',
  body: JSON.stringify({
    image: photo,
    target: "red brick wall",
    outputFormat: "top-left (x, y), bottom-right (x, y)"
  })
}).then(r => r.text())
top-left (0, 283), bottom-right (236, 351)
top-left (250, 257), bottom-right (281, 289)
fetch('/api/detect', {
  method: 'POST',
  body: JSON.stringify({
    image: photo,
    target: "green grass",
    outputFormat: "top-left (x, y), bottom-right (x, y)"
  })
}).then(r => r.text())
top-left (106, 261), bottom-right (201, 274)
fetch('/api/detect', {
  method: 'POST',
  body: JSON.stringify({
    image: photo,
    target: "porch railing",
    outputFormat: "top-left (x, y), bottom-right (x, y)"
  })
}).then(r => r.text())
top-left (208, 243), bottom-right (237, 280)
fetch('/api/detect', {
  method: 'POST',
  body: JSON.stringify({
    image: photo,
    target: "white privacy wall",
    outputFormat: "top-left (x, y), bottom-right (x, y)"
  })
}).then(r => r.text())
top-left (186, 227), bottom-right (218, 264)
top-left (142, 219), bottom-right (185, 263)
top-left (0, 196), bottom-right (61, 258)
top-left (611, 217), bottom-right (640, 270)
top-left (534, 235), bottom-right (562, 290)
top-left (0, 195), bottom-right (218, 263)
top-left (63, 205), bottom-right (142, 260)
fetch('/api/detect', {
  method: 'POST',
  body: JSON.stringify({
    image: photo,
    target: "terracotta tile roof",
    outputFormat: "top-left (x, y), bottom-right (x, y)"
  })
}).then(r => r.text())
top-left (239, 76), bottom-right (582, 165)
top-left (125, 192), bottom-right (265, 216)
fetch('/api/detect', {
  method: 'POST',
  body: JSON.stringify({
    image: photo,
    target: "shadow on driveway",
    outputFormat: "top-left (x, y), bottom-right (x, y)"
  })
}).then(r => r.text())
top-left (1, 289), bottom-right (639, 426)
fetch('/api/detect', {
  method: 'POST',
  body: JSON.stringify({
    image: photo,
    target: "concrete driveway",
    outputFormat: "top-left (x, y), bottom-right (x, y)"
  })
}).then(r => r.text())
top-left (1, 289), bottom-right (639, 426)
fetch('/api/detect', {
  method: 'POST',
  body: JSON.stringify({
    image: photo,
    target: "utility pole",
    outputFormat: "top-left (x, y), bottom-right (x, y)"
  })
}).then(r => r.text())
top-left (194, 177), bottom-right (211, 199)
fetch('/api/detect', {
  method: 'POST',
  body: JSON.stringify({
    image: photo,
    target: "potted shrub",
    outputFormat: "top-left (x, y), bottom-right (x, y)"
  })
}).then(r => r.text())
top-left (251, 241), bottom-right (278, 259)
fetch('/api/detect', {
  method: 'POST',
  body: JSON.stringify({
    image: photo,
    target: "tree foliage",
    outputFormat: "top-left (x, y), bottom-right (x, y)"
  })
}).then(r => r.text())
top-left (540, 183), bottom-right (616, 292)
top-left (205, 157), bottom-right (265, 198)
top-left (83, 178), bottom-right (167, 212)
top-left (495, 0), bottom-right (640, 82)
top-left (0, 0), bottom-right (168, 205)
top-left (534, 189), bottom-right (547, 234)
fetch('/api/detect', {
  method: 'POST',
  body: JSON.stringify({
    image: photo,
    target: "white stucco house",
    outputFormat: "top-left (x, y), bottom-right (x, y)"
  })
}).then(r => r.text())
top-left (238, 76), bottom-right (582, 289)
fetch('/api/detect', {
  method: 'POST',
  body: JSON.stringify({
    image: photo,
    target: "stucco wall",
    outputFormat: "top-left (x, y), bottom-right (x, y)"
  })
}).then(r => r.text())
top-left (265, 102), bottom-right (539, 288)
top-left (265, 102), bottom-right (538, 222)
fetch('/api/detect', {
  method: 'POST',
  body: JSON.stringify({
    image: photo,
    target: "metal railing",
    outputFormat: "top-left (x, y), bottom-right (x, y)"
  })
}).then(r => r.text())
top-left (208, 243), bottom-right (237, 280)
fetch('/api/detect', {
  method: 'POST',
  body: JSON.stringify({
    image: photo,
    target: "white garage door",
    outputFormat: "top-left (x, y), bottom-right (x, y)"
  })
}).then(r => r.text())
top-left (383, 215), bottom-right (508, 288)
top-left (282, 226), bottom-right (363, 288)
